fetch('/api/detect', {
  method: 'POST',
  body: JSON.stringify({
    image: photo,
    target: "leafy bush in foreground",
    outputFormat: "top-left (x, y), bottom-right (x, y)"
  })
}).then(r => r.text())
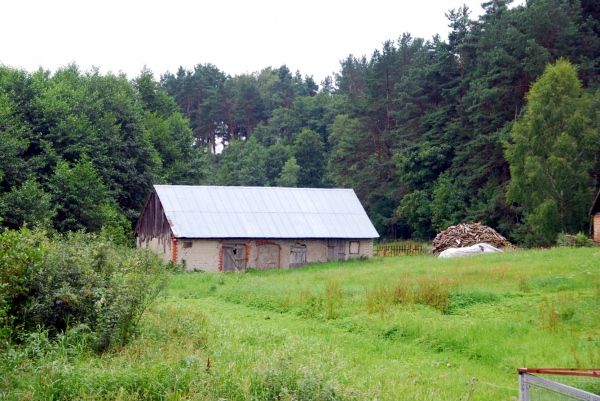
top-left (0, 222), bottom-right (45, 339)
top-left (0, 227), bottom-right (177, 352)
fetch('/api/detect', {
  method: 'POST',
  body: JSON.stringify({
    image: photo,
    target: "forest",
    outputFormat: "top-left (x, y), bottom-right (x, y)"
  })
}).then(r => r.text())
top-left (1, 0), bottom-right (600, 246)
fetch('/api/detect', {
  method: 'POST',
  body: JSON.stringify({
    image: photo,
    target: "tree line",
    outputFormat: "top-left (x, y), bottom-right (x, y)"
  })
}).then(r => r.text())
top-left (1, 0), bottom-right (600, 245)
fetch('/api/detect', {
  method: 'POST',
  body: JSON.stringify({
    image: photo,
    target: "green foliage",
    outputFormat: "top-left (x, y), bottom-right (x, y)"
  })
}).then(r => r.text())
top-left (293, 129), bottom-right (326, 188)
top-left (248, 359), bottom-right (343, 400)
top-left (236, 138), bottom-right (268, 186)
top-left (48, 155), bottom-right (114, 233)
top-left (134, 67), bottom-right (179, 118)
top-left (99, 209), bottom-right (136, 248)
top-left (27, 232), bottom-right (176, 351)
top-left (0, 228), bottom-right (176, 351)
top-left (327, 115), bottom-right (372, 192)
top-left (430, 172), bottom-right (468, 232)
top-left (0, 225), bottom-right (45, 339)
top-left (275, 157), bottom-right (300, 187)
top-left (398, 190), bottom-right (435, 240)
top-left (556, 232), bottom-right (571, 247)
top-left (573, 232), bottom-right (595, 247)
top-left (505, 59), bottom-right (599, 244)
top-left (0, 65), bottom-right (155, 230)
top-left (0, 177), bottom-right (54, 230)
top-left (0, 92), bottom-right (30, 189)
top-left (252, 121), bottom-right (280, 147)
top-left (0, 64), bottom-right (215, 235)
top-left (264, 142), bottom-right (291, 185)
top-left (216, 138), bottom-right (267, 186)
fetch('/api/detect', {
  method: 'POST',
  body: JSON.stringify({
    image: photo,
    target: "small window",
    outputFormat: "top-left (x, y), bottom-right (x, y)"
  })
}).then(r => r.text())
top-left (183, 241), bottom-right (193, 249)
top-left (349, 241), bottom-right (360, 254)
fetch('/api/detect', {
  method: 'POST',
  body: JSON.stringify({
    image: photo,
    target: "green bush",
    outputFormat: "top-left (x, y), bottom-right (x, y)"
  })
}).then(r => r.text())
top-left (0, 223), bottom-right (45, 339)
top-left (555, 232), bottom-right (570, 247)
top-left (555, 232), bottom-right (595, 248)
top-left (1, 227), bottom-right (177, 352)
top-left (574, 232), bottom-right (595, 248)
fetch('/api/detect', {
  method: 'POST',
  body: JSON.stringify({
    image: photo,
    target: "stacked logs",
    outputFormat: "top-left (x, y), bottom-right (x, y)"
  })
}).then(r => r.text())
top-left (432, 222), bottom-right (512, 256)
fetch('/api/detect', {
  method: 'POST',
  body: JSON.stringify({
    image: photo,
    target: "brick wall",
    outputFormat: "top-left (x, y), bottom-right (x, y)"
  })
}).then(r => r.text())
top-left (594, 214), bottom-right (600, 244)
top-left (172, 239), bottom-right (178, 263)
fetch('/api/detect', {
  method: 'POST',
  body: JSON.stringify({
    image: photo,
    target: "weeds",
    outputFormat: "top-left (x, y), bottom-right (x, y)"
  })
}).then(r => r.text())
top-left (324, 280), bottom-right (343, 320)
top-left (539, 292), bottom-right (579, 331)
top-left (517, 271), bottom-right (531, 293)
top-left (363, 277), bottom-right (454, 316)
top-left (540, 296), bottom-right (560, 331)
top-left (365, 286), bottom-right (393, 319)
top-left (460, 377), bottom-right (477, 401)
top-left (414, 277), bottom-right (454, 313)
top-left (392, 283), bottom-right (408, 305)
top-left (491, 262), bottom-right (510, 276)
top-left (249, 359), bottom-right (344, 401)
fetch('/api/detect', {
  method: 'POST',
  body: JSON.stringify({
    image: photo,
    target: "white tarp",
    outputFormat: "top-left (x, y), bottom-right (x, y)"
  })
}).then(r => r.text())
top-left (438, 243), bottom-right (503, 258)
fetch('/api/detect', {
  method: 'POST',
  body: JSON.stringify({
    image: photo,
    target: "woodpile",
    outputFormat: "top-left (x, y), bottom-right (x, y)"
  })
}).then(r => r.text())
top-left (432, 223), bottom-right (512, 256)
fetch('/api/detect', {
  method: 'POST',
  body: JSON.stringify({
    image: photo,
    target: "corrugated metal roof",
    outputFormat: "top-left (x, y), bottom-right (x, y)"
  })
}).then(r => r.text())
top-left (154, 185), bottom-right (379, 239)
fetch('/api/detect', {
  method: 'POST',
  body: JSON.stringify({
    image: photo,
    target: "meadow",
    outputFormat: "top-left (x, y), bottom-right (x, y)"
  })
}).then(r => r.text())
top-left (2, 247), bottom-right (600, 400)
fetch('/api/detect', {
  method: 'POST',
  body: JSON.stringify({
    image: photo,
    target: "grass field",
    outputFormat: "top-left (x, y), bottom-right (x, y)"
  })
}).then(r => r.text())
top-left (2, 247), bottom-right (600, 400)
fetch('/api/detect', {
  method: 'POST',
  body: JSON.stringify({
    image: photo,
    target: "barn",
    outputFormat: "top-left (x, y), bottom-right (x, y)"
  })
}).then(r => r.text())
top-left (135, 185), bottom-right (379, 271)
top-left (591, 189), bottom-right (600, 244)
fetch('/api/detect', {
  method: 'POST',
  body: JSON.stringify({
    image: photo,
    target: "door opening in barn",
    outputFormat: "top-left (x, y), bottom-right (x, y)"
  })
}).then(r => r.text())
top-left (290, 244), bottom-right (307, 268)
top-left (327, 239), bottom-right (346, 261)
top-left (222, 244), bottom-right (246, 271)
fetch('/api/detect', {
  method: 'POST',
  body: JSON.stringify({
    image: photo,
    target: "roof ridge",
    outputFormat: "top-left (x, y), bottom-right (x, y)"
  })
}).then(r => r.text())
top-left (153, 184), bottom-right (353, 191)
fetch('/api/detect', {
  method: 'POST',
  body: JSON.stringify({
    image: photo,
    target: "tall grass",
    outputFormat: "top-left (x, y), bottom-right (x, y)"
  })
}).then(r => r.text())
top-left (2, 247), bottom-right (600, 399)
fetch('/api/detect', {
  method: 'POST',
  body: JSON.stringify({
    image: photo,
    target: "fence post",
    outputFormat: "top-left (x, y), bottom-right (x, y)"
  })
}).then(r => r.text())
top-left (519, 372), bottom-right (529, 401)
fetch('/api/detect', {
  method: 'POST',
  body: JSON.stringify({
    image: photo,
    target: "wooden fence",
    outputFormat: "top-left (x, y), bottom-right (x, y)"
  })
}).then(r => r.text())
top-left (375, 245), bottom-right (423, 257)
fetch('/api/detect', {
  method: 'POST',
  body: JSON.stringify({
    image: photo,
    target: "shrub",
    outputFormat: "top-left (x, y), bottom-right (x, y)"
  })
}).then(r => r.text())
top-left (1, 228), bottom-right (177, 352)
top-left (574, 232), bottom-right (595, 248)
top-left (0, 224), bottom-right (45, 338)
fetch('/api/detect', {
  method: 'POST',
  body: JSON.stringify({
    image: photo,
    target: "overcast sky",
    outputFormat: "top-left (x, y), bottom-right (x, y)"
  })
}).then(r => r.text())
top-left (1, 0), bottom-right (525, 84)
